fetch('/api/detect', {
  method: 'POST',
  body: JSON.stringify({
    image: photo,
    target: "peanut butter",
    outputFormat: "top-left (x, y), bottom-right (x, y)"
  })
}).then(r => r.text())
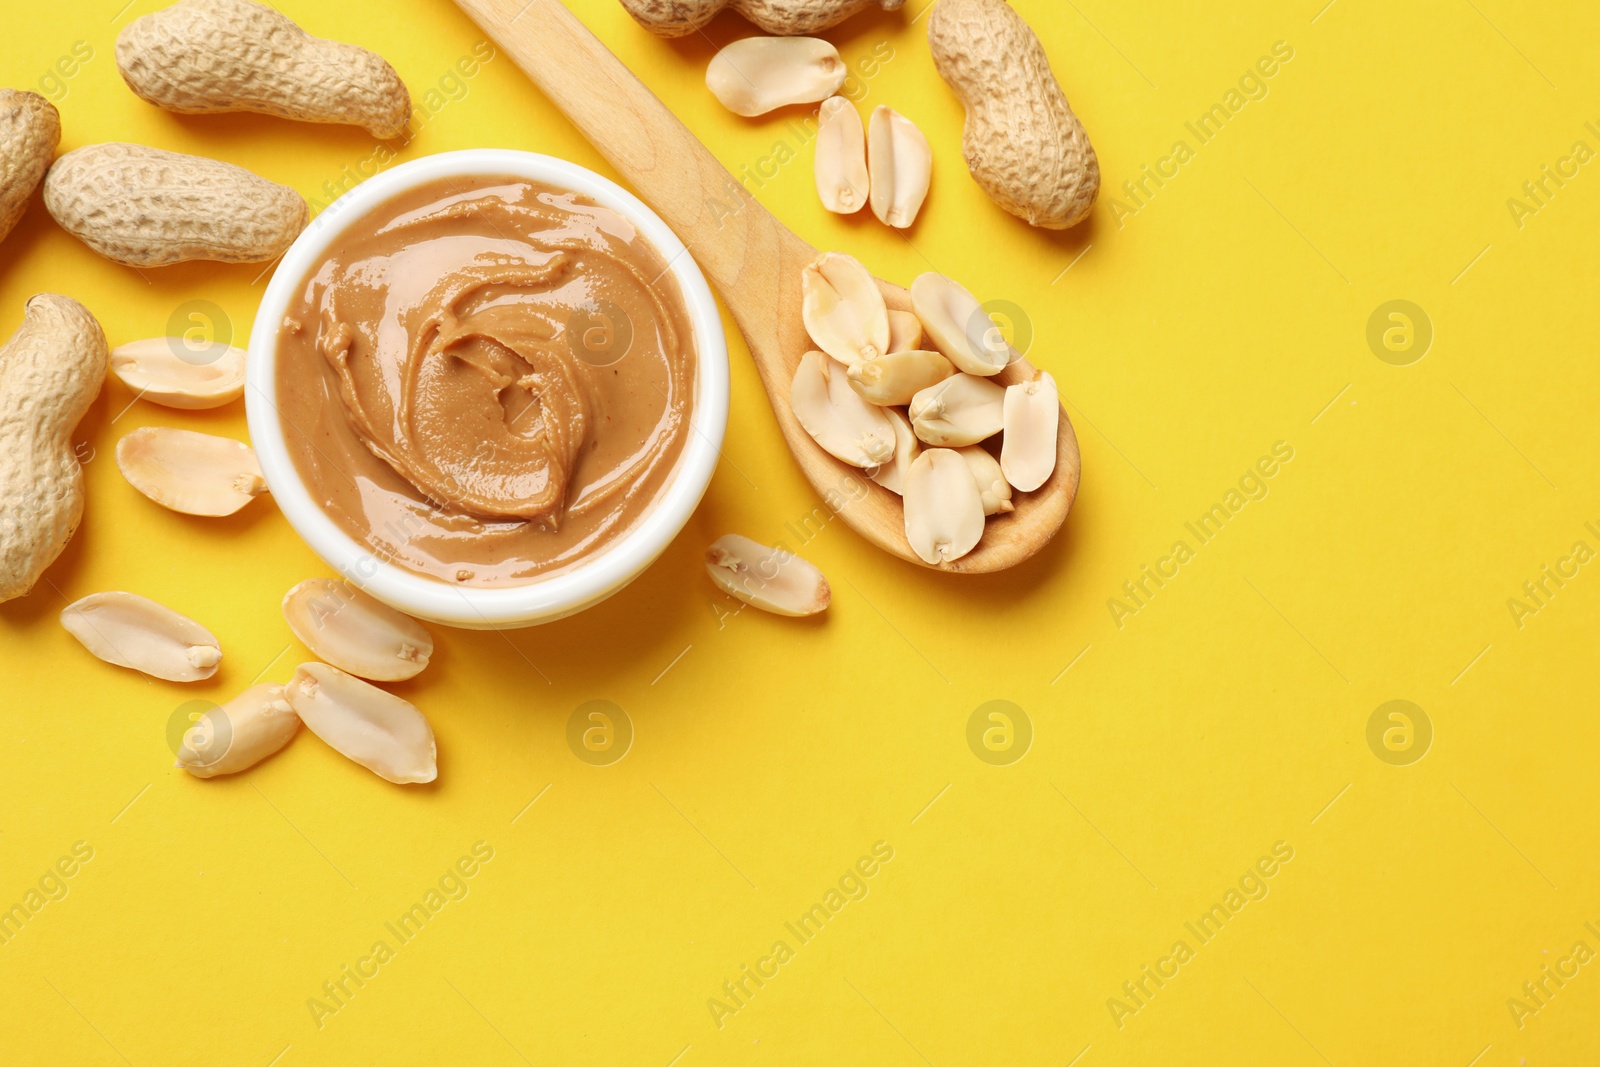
top-left (275, 176), bottom-right (697, 586)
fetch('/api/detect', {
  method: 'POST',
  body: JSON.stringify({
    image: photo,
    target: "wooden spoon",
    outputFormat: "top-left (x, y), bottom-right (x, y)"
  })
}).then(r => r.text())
top-left (454, 0), bottom-right (1080, 573)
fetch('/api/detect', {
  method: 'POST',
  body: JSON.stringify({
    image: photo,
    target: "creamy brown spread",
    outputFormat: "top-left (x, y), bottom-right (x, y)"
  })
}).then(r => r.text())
top-left (275, 176), bottom-right (696, 586)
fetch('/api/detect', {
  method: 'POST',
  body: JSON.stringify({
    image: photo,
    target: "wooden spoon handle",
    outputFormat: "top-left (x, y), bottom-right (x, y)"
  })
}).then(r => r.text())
top-left (454, 0), bottom-right (811, 367)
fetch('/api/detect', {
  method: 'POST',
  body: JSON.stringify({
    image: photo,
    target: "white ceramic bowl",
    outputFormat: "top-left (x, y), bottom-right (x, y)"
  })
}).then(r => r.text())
top-left (246, 150), bottom-right (728, 629)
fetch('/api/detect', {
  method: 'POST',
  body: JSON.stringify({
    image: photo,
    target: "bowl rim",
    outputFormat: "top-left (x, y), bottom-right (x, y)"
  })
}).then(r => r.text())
top-left (245, 149), bottom-right (729, 628)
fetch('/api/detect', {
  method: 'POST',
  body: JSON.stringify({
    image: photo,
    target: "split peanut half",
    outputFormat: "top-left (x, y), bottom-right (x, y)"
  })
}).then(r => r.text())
top-left (815, 96), bottom-right (869, 214)
top-left (1002, 372), bottom-right (1060, 492)
top-left (116, 427), bottom-right (268, 516)
top-left (282, 579), bottom-right (433, 682)
top-left (958, 445), bottom-right (1014, 515)
top-left (904, 448), bottom-right (985, 565)
top-left (886, 309), bottom-right (925, 354)
top-left (909, 373), bottom-right (1005, 447)
top-left (869, 407), bottom-right (920, 496)
top-left (847, 349), bottom-right (955, 407)
top-left (705, 535), bottom-right (831, 617)
top-left (706, 37), bottom-right (846, 116)
top-left (285, 662), bottom-right (437, 785)
top-left (110, 338), bottom-right (247, 410)
top-left (60, 591), bottom-right (221, 682)
top-left (177, 683), bottom-right (301, 779)
top-left (802, 251), bottom-right (890, 364)
top-left (910, 272), bottom-right (1015, 376)
top-left (867, 106), bottom-right (933, 229)
top-left (790, 351), bottom-right (896, 467)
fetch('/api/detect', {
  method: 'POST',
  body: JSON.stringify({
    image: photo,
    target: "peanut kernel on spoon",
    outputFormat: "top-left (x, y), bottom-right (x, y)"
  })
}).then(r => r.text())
top-left (116, 426), bottom-right (268, 516)
top-left (60, 591), bottom-right (221, 682)
top-left (815, 95), bottom-right (869, 214)
top-left (910, 272), bottom-right (1016, 376)
top-left (706, 36), bottom-right (846, 116)
top-left (790, 351), bottom-right (896, 467)
top-left (1002, 372), bottom-right (1061, 492)
top-left (958, 445), bottom-right (1014, 515)
top-left (282, 579), bottom-right (433, 682)
top-left (904, 448), bottom-right (985, 565)
top-left (909, 373), bottom-right (1005, 447)
top-left (886, 309), bottom-right (925, 354)
top-left (846, 349), bottom-right (955, 407)
top-left (869, 407), bottom-right (921, 496)
top-left (802, 251), bottom-right (890, 365)
top-left (706, 535), bottom-right (831, 617)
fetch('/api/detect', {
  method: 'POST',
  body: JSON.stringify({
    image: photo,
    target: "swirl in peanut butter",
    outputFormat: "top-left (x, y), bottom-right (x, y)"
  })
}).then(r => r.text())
top-left (275, 177), bottom-right (697, 586)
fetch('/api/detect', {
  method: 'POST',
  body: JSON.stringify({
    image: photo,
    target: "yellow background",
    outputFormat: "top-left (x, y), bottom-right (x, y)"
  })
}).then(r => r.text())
top-left (3, 0), bottom-right (1598, 1063)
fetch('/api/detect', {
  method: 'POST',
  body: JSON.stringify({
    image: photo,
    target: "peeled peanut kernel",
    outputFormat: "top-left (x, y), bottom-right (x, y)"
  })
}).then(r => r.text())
top-left (846, 349), bottom-right (955, 406)
top-left (111, 338), bottom-right (247, 410)
top-left (706, 535), bottom-right (831, 617)
top-left (706, 37), bottom-right (846, 117)
top-left (815, 96), bottom-right (869, 214)
top-left (177, 683), bottom-right (300, 779)
top-left (910, 272), bottom-right (1015, 376)
top-left (887, 309), bottom-right (925, 354)
top-left (909, 373), bottom-right (1005, 447)
top-left (116, 427), bottom-right (267, 517)
top-left (904, 448), bottom-right (985, 565)
top-left (869, 407), bottom-right (920, 496)
top-left (1002, 371), bottom-right (1060, 492)
top-left (958, 445), bottom-right (1014, 515)
top-left (802, 251), bottom-right (890, 364)
top-left (868, 106), bottom-right (933, 228)
top-left (282, 578), bottom-right (433, 682)
top-left (60, 591), bottom-right (221, 682)
top-left (790, 351), bottom-right (896, 467)
top-left (285, 662), bottom-right (437, 785)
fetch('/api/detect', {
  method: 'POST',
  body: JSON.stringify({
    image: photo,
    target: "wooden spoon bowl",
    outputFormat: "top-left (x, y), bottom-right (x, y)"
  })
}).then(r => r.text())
top-left (455, 0), bottom-right (1080, 573)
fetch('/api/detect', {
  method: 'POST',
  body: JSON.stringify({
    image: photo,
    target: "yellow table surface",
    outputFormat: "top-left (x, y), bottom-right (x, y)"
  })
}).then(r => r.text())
top-left (4, 0), bottom-right (1598, 1063)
